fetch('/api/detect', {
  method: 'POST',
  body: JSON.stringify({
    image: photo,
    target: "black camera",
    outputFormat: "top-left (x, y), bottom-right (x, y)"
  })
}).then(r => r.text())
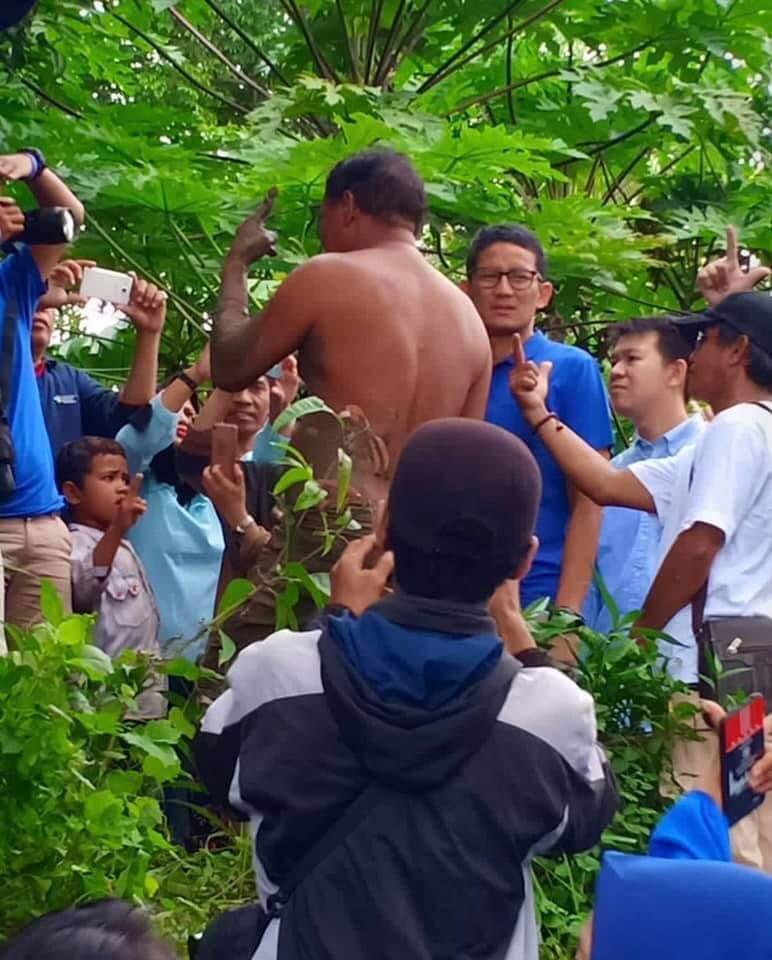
top-left (17, 207), bottom-right (78, 245)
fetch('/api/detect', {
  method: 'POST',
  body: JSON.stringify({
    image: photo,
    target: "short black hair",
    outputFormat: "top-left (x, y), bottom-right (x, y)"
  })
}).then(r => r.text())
top-left (0, 899), bottom-right (174, 960)
top-left (325, 148), bottom-right (427, 235)
top-left (466, 224), bottom-right (547, 278)
top-left (715, 321), bottom-right (772, 388)
top-left (607, 315), bottom-right (693, 364)
top-left (56, 437), bottom-right (126, 491)
top-left (389, 530), bottom-right (523, 604)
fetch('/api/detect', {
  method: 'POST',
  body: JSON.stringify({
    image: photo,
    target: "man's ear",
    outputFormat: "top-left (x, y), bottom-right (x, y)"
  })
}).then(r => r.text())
top-left (459, 278), bottom-right (471, 297)
top-left (512, 535), bottom-right (539, 582)
top-left (61, 480), bottom-right (82, 507)
top-left (669, 358), bottom-right (689, 392)
top-left (341, 190), bottom-right (357, 226)
top-left (536, 281), bottom-right (554, 311)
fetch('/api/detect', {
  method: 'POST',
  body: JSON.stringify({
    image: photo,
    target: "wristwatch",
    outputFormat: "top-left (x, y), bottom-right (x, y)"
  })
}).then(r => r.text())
top-left (19, 148), bottom-right (46, 181)
top-left (234, 514), bottom-right (256, 535)
top-left (173, 370), bottom-right (200, 392)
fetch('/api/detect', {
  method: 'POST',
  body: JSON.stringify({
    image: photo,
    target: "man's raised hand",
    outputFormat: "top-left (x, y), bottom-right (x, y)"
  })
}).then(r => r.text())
top-left (231, 188), bottom-right (278, 266)
top-left (122, 274), bottom-right (167, 336)
top-left (0, 153), bottom-right (36, 183)
top-left (697, 225), bottom-right (771, 307)
top-left (330, 534), bottom-right (394, 616)
top-left (116, 474), bottom-right (147, 534)
top-left (508, 333), bottom-right (552, 424)
top-left (0, 196), bottom-right (24, 242)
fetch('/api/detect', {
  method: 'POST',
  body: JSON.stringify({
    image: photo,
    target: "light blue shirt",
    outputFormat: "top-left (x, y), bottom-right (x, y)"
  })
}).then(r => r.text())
top-left (118, 396), bottom-right (225, 661)
top-left (584, 415), bottom-right (705, 634)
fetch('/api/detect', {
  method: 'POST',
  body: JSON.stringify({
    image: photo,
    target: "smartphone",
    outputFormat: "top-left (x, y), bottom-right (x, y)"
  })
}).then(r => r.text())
top-left (720, 694), bottom-right (766, 825)
top-left (80, 266), bottom-right (133, 305)
top-left (211, 422), bottom-right (238, 468)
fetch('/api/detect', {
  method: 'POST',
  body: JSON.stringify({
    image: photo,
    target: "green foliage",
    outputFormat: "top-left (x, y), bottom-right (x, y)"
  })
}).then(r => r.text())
top-left (0, 610), bottom-right (199, 935)
top-left (528, 608), bottom-right (696, 958)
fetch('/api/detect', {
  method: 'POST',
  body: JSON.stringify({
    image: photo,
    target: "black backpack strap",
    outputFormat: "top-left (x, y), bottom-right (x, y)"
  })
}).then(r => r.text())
top-left (0, 293), bottom-right (18, 422)
top-left (264, 782), bottom-right (385, 919)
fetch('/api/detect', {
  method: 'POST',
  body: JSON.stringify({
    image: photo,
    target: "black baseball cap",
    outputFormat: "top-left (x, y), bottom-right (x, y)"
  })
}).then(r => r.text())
top-left (387, 418), bottom-right (541, 567)
top-left (0, 0), bottom-right (37, 30)
top-left (673, 292), bottom-right (772, 356)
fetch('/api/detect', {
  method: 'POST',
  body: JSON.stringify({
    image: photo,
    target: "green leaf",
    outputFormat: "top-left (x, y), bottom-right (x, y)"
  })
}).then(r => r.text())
top-left (273, 464), bottom-right (312, 496)
top-left (216, 578), bottom-right (256, 618)
top-left (57, 616), bottom-right (89, 647)
top-left (168, 705), bottom-right (195, 738)
top-left (69, 644), bottom-right (114, 681)
top-left (294, 479), bottom-right (328, 512)
top-left (218, 630), bottom-right (236, 668)
top-left (106, 770), bottom-right (144, 796)
top-left (282, 561), bottom-right (330, 608)
top-left (40, 580), bottom-right (63, 627)
top-left (272, 396), bottom-right (339, 434)
top-left (336, 448), bottom-right (352, 514)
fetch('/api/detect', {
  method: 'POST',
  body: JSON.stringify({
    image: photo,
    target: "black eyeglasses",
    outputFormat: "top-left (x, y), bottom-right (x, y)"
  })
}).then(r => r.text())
top-left (472, 268), bottom-right (541, 291)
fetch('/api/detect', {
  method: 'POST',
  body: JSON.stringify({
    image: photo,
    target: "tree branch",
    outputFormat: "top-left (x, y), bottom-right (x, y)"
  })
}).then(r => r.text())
top-left (505, 11), bottom-right (517, 124)
top-left (601, 145), bottom-right (650, 204)
top-left (111, 12), bottom-right (248, 114)
top-left (15, 74), bottom-right (84, 119)
top-left (364, 0), bottom-right (386, 83)
top-left (372, 0), bottom-right (408, 86)
top-left (202, 0), bottom-right (288, 85)
top-left (418, 0), bottom-right (567, 95)
top-left (626, 144), bottom-right (696, 203)
top-left (335, 0), bottom-right (362, 83)
top-left (376, 0), bottom-right (435, 87)
top-left (169, 6), bottom-right (269, 97)
top-left (582, 115), bottom-right (659, 158)
top-left (447, 36), bottom-right (658, 115)
top-left (279, 0), bottom-right (339, 82)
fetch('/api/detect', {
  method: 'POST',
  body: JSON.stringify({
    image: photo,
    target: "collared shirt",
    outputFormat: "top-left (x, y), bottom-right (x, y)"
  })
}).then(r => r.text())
top-left (584, 415), bottom-right (705, 635)
top-left (37, 357), bottom-right (137, 455)
top-left (630, 403), bottom-right (772, 684)
top-left (70, 521), bottom-right (165, 718)
top-left (486, 329), bottom-right (613, 606)
top-left (0, 245), bottom-right (62, 518)
top-left (121, 395), bottom-right (225, 662)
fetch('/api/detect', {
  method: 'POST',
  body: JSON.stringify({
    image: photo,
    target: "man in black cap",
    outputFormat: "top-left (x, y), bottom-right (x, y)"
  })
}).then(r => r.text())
top-left (194, 418), bottom-right (616, 960)
top-left (510, 277), bottom-right (772, 869)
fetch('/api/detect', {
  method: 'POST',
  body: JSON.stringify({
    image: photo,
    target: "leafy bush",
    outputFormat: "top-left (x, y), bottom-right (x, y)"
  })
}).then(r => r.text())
top-left (0, 585), bottom-right (199, 936)
top-left (529, 608), bottom-right (695, 958)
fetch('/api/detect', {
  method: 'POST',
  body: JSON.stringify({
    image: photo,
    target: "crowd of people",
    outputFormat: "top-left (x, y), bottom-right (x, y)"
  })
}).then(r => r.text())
top-left (1, 141), bottom-right (772, 960)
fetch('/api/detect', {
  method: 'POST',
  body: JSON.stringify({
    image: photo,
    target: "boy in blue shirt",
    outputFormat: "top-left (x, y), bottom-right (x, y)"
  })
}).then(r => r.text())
top-left (463, 225), bottom-right (612, 626)
top-left (0, 150), bottom-right (84, 637)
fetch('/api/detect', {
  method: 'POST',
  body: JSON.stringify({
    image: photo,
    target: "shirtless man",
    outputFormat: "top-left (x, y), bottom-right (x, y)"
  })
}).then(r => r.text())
top-left (212, 148), bottom-right (491, 502)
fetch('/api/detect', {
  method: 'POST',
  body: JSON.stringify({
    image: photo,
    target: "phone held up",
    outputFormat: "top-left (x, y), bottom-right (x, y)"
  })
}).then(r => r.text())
top-left (211, 422), bottom-right (239, 470)
top-left (720, 694), bottom-right (766, 826)
top-left (80, 266), bottom-right (134, 306)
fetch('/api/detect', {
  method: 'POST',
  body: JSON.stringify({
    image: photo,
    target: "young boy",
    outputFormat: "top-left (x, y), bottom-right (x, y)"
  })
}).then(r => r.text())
top-left (56, 436), bottom-right (165, 718)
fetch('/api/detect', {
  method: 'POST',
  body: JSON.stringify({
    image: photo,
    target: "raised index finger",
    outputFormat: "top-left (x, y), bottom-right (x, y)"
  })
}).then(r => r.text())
top-left (255, 187), bottom-right (278, 224)
top-left (512, 333), bottom-right (526, 367)
top-left (129, 473), bottom-right (143, 497)
top-left (725, 225), bottom-right (738, 264)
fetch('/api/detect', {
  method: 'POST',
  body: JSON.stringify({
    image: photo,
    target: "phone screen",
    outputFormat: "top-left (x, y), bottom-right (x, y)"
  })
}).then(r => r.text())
top-left (720, 694), bottom-right (766, 825)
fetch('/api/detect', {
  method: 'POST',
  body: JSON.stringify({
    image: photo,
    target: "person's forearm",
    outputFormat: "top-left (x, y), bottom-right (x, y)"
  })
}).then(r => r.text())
top-left (556, 493), bottom-right (603, 612)
top-left (637, 530), bottom-right (717, 632)
top-left (212, 253), bottom-right (264, 391)
top-left (160, 364), bottom-right (201, 413)
top-left (193, 388), bottom-right (234, 431)
top-left (25, 168), bottom-right (85, 225)
top-left (119, 332), bottom-right (161, 405)
top-left (92, 523), bottom-right (124, 571)
top-left (521, 402), bottom-right (650, 509)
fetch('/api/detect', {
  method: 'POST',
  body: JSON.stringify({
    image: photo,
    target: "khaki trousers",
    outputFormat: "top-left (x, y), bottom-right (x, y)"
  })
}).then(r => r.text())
top-left (0, 515), bottom-right (72, 647)
top-left (669, 692), bottom-right (772, 872)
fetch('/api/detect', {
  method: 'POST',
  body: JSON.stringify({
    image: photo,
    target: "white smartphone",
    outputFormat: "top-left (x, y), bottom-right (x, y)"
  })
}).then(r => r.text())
top-left (80, 266), bottom-right (134, 306)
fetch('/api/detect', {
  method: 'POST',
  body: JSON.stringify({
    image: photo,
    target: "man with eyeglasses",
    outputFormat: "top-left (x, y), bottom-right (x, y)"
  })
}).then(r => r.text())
top-left (462, 225), bottom-right (612, 634)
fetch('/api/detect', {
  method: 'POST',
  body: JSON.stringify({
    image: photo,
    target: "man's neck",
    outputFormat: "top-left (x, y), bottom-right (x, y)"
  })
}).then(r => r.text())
top-left (358, 225), bottom-right (418, 250)
top-left (712, 379), bottom-right (772, 415)
top-left (490, 321), bottom-right (536, 366)
top-left (633, 399), bottom-right (690, 443)
top-left (33, 350), bottom-right (46, 367)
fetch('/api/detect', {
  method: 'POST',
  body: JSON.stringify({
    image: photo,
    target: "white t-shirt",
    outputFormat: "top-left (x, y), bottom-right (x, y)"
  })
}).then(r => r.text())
top-left (630, 401), bottom-right (772, 682)
top-left (628, 444), bottom-right (697, 682)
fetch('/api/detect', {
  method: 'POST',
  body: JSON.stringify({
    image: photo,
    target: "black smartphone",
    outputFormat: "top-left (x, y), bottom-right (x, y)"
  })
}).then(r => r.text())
top-left (720, 693), bottom-right (766, 826)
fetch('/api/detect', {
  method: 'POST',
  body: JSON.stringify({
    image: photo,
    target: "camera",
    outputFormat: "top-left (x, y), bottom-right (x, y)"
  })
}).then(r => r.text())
top-left (17, 207), bottom-right (78, 245)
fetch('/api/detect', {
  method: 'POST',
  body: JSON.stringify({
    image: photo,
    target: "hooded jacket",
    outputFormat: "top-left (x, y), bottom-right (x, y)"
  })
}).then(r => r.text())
top-left (195, 602), bottom-right (617, 960)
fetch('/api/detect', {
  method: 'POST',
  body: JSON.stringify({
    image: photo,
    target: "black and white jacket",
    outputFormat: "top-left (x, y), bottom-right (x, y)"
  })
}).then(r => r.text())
top-left (195, 624), bottom-right (617, 960)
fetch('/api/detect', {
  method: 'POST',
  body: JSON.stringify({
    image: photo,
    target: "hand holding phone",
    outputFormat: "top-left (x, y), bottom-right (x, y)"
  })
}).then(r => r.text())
top-left (211, 422), bottom-right (239, 474)
top-left (80, 266), bottom-right (134, 305)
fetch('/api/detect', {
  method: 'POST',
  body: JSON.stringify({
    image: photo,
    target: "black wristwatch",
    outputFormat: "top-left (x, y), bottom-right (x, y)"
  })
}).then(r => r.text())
top-left (20, 148), bottom-right (46, 181)
top-left (173, 370), bottom-right (200, 392)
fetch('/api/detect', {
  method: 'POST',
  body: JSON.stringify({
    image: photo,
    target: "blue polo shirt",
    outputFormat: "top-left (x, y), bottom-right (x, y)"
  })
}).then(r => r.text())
top-left (37, 359), bottom-right (135, 456)
top-left (485, 329), bottom-right (612, 606)
top-left (0, 246), bottom-right (63, 517)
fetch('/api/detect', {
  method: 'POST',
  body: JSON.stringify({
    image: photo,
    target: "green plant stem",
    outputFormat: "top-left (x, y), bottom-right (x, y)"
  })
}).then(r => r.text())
top-left (201, 0), bottom-right (288, 84)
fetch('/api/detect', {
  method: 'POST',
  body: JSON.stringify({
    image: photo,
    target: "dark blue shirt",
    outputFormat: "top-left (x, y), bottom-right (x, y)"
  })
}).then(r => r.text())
top-left (37, 359), bottom-right (136, 456)
top-left (485, 330), bottom-right (612, 606)
top-left (0, 246), bottom-right (63, 517)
